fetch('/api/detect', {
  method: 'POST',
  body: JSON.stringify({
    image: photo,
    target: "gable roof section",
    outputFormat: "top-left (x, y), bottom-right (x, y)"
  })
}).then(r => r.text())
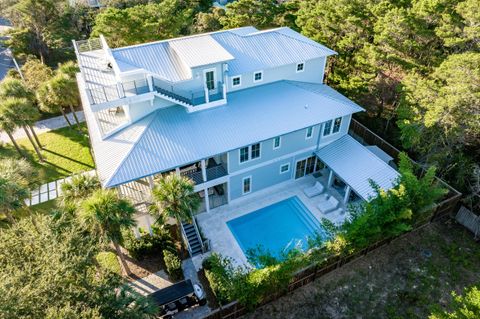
top-left (109, 27), bottom-right (336, 82)
top-left (102, 81), bottom-right (363, 187)
top-left (315, 135), bottom-right (400, 201)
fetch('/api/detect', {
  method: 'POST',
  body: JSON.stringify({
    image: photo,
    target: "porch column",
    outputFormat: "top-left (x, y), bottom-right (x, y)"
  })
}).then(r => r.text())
top-left (343, 185), bottom-right (352, 204)
top-left (145, 215), bottom-right (153, 236)
top-left (175, 167), bottom-right (180, 176)
top-left (147, 176), bottom-right (154, 189)
top-left (204, 189), bottom-right (210, 212)
top-left (327, 169), bottom-right (334, 188)
top-left (201, 159), bottom-right (207, 182)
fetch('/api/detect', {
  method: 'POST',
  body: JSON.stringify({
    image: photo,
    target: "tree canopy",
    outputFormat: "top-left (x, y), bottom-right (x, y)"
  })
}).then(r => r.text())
top-left (0, 214), bottom-right (157, 318)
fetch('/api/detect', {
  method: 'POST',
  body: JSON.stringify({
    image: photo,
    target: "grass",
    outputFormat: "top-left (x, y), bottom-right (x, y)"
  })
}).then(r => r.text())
top-left (245, 221), bottom-right (480, 319)
top-left (96, 251), bottom-right (122, 275)
top-left (0, 123), bottom-right (95, 184)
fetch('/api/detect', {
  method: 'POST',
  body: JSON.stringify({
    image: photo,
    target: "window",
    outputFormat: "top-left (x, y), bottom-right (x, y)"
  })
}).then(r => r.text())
top-left (306, 126), bottom-right (314, 139)
top-left (280, 163), bottom-right (290, 174)
top-left (296, 62), bottom-right (305, 73)
top-left (239, 143), bottom-right (261, 163)
top-left (254, 71), bottom-right (263, 82)
top-left (242, 176), bottom-right (251, 194)
top-left (332, 117), bottom-right (342, 133)
top-left (251, 143), bottom-right (261, 159)
top-left (232, 76), bottom-right (241, 87)
top-left (273, 136), bottom-right (281, 149)
top-left (205, 70), bottom-right (215, 90)
top-left (240, 147), bottom-right (249, 163)
top-left (323, 120), bottom-right (332, 136)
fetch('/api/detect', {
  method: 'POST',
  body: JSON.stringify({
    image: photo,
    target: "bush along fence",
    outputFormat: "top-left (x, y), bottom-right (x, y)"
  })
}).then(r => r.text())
top-left (201, 119), bottom-right (462, 319)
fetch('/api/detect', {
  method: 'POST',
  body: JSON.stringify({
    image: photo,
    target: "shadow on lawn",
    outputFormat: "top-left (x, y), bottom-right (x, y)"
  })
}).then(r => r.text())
top-left (43, 148), bottom-right (95, 168)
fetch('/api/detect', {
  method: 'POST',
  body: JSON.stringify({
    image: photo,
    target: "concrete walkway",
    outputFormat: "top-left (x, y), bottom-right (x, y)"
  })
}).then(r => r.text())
top-left (25, 169), bottom-right (95, 206)
top-left (0, 111), bottom-right (85, 143)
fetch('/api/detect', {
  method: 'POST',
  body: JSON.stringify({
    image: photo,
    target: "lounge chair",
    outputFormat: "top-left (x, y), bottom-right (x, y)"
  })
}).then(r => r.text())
top-left (317, 195), bottom-right (339, 213)
top-left (303, 181), bottom-right (325, 198)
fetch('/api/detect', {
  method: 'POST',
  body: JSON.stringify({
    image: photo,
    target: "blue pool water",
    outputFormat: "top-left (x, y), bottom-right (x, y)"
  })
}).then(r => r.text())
top-left (227, 196), bottom-right (327, 261)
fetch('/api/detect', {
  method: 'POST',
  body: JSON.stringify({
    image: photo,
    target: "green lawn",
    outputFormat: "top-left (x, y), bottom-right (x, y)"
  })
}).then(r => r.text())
top-left (0, 123), bottom-right (95, 184)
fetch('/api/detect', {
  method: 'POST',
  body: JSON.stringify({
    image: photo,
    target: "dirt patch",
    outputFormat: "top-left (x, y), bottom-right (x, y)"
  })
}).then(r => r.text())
top-left (243, 221), bottom-right (480, 319)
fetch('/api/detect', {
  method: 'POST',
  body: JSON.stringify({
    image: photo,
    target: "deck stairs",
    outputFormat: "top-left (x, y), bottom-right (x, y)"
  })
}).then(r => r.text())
top-left (181, 221), bottom-right (203, 256)
top-left (153, 87), bottom-right (194, 108)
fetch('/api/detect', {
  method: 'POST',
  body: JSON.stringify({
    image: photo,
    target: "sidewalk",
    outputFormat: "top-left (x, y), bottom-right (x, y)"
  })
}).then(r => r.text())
top-left (0, 111), bottom-right (85, 143)
top-left (25, 169), bottom-right (95, 206)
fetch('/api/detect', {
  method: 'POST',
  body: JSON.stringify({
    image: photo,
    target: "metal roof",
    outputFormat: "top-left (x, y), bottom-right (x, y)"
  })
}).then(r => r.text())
top-left (211, 28), bottom-right (337, 75)
top-left (109, 27), bottom-right (336, 82)
top-left (169, 35), bottom-right (234, 68)
top-left (315, 135), bottom-right (400, 201)
top-left (113, 42), bottom-right (192, 82)
top-left (101, 81), bottom-right (363, 187)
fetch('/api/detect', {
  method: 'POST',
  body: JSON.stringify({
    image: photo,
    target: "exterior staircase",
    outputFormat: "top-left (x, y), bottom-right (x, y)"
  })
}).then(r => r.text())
top-left (181, 221), bottom-right (203, 257)
top-left (153, 86), bottom-right (194, 108)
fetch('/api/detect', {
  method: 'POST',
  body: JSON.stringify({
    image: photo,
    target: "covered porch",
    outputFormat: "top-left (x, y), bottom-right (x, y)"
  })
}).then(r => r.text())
top-left (314, 134), bottom-right (400, 204)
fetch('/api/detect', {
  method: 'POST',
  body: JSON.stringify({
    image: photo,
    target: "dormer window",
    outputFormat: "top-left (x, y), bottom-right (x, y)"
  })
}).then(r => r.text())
top-left (254, 71), bottom-right (263, 82)
top-left (232, 76), bottom-right (241, 87)
top-left (296, 62), bottom-right (305, 73)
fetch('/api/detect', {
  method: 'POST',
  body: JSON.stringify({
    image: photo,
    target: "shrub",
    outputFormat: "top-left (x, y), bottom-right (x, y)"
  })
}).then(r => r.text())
top-left (123, 226), bottom-right (175, 260)
top-left (163, 250), bottom-right (183, 280)
top-left (96, 251), bottom-right (121, 274)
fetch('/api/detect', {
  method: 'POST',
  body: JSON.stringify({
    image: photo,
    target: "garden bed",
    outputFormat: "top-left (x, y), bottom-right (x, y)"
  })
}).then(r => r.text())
top-left (243, 221), bottom-right (480, 319)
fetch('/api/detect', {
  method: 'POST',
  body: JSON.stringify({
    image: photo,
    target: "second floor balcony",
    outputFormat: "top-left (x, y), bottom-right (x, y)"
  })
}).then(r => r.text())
top-left (86, 78), bottom-right (150, 105)
top-left (179, 157), bottom-right (228, 185)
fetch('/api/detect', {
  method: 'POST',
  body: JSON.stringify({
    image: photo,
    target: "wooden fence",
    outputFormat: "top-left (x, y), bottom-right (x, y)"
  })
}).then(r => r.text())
top-left (202, 119), bottom-right (462, 319)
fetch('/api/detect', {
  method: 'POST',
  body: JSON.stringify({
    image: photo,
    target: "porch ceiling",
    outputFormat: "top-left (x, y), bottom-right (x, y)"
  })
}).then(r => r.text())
top-left (315, 135), bottom-right (400, 201)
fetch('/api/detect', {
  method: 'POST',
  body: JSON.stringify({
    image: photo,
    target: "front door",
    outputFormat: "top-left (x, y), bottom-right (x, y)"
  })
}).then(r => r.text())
top-left (205, 70), bottom-right (215, 91)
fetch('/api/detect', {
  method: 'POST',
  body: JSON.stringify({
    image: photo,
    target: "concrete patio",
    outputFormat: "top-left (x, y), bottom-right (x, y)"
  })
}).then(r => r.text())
top-left (195, 173), bottom-right (360, 268)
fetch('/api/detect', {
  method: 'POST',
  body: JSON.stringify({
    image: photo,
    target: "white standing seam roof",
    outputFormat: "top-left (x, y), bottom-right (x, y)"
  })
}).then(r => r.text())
top-left (169, 35), bottom-right (234, 68)
top-left (109, 27), bottom-right (336, 82)
top-left (315, 135), bottom-right (400, 201)
top-left (97, 81), bottom-right (363, 187)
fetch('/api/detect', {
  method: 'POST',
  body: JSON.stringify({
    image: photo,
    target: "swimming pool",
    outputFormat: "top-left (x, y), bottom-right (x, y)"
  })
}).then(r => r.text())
top-left (227, 196), bottom-right (327, 261)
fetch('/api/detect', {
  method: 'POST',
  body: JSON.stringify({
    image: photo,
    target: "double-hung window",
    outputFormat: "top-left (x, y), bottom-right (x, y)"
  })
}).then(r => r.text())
top-left (242, 176), bottom-right (251, 194)
top-left (306, 126), bottom-right (314, 139)
top-left (239, 143), bottom-right (261, 163)
top-left (240, 147), bottom-right (249, 163)
top-left (251, 143), bottom-right (261, 159)
top-left (323, 120), bottom-right (332, 136)
top-left (332, 117), bottom-right (342, 133)
top-left (273, 136), bottom-right (281, 149)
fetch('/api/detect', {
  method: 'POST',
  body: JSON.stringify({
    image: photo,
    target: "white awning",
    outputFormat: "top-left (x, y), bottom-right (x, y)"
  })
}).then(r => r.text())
top-left (315, 135), bottom-right (400, 201)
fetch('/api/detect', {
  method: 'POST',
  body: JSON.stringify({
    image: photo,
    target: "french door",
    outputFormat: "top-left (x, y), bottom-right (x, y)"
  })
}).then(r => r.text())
top-left (295, 156), bottom-right (321, 179)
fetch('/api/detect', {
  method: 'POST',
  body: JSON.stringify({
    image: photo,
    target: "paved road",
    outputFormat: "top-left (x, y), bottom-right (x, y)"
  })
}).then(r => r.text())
top-left (0, 111), bottom-right (85, 143)
top-left (0, 18), bottom-right (13, 80)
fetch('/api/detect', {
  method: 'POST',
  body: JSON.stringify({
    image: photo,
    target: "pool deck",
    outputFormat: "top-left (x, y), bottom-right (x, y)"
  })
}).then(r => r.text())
top-left (195, 174), bottom-right (354, 269)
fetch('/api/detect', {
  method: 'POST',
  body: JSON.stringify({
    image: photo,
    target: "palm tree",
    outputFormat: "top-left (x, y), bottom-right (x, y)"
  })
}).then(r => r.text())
top-left (0, 158), bottom-right (37, 223)
top-left (1, 98), bottom-right (43, 161)
top-left (79, 189), bottom-right (137, 276)
top-left (0, 77), bottom-right (42, 148)
top-left (151, 173), bottom-right (201, 240)
top-left (60, 174), bottom-right (100, 206)
top-left (37, 82), bottom-right (73, 128)
top-left (57, 61), bottom-right (80, 79)
top-left (37, 75), bottom-right (81, 130)
top-left (0, 103), bottom-right (23, 157)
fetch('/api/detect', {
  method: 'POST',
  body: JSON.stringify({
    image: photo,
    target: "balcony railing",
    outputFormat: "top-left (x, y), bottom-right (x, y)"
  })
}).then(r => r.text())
top-left (86, 78), bottom-right (150, 105)
top-left (180, 163), bottom-right (228, 185)
top-left (153, 78), bottom-right (224, 106)
top-left (76, 38), bottom-right (102, 52)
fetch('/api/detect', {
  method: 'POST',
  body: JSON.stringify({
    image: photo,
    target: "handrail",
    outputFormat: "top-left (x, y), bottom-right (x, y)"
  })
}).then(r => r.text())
top-left (86, 78), bottom-right (150, 105)
top-left (190, 213), bottom-right (206, 253)
top-left (180, 222), bottom-right (193, 256)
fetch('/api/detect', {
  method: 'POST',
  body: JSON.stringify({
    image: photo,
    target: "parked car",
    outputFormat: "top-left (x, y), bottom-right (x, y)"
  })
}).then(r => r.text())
top-left (150, 279), bottom-right (206, 318)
